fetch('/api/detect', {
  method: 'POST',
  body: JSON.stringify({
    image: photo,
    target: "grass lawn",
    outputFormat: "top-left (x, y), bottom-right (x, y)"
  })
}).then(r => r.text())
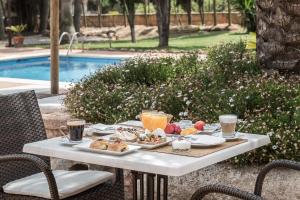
top-left (30, 30), bottom-right (253, 52)
top-left (73, 31), bottom-right (253, 51)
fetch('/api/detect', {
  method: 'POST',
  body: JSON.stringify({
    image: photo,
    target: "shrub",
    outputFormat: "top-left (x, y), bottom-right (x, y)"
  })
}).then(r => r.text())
top-left (65, 41), bottom-right (300, 164)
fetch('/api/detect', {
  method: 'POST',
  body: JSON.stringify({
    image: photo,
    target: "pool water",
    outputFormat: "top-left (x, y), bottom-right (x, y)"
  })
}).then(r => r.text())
top-left (0, 56), bottom-right (122, 82)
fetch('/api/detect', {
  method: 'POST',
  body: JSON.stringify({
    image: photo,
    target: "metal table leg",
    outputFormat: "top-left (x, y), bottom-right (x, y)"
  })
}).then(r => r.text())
top-left (146, 173), bottom-right (155, 200)
top-left (131, 171), bottom-right (169, 200)
top-left (157, 175), bottom-right (168, 200)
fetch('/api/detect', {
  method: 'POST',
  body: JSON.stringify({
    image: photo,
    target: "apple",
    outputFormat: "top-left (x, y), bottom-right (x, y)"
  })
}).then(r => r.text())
top-left (194, 120), bottom-right (205, 131)
top-left (164, 123), bottom-right (175, 134)
top-left (174, 125), bottom-right (182, 134)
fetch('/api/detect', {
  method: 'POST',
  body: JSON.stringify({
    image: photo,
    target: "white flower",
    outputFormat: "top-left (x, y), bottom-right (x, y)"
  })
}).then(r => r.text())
top-left (183, 97), bottom-right (188, 101)
top-left (272, 145), bottom-right (277, 150)
top-left (229, 97), bottom-right (234, 103)
top-left (186, 100), bottom-right (191, 105)
top-left (183, 111), bottom-right (188, 116)
top-left (159, 94), bottom-right (164, 97)
top-left (267, 132), bottom-right (274, 137)
top-left (179, 112), bottom-right (184, 116)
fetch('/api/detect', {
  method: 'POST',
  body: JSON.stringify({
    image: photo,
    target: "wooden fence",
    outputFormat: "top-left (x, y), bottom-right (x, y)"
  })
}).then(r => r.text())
top-left (81, 12), bottom-right (242, 27)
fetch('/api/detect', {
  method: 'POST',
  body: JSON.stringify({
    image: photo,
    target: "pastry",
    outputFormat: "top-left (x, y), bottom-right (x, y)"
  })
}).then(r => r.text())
top-left (107, 141), bottom-right (128, 152)
top-left (180, 127), bottom-right (198, 136)
top-left (90, 139), bottom-right (108, 150)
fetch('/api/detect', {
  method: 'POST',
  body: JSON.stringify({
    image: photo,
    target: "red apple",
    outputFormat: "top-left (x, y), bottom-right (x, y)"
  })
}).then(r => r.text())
top-left (164, 123), bottom-right (175, 134)
top-left (194, 120), bottom-right (205, 131)
top-left (174, 125), bottom-right (182, 134)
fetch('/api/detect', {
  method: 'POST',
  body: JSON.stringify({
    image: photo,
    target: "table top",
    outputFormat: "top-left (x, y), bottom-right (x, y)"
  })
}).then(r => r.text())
top-left (23, 133), bottom-right (270, 176)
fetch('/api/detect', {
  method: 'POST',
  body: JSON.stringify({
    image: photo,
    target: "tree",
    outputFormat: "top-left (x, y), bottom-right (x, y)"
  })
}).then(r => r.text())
top-left (257, 0), bottom-right (300, 73)
top-left (154, 0), bottom-right (171, 48)
top-left (0, 0), bottom-right (4, 39)
top-left (227, 0), bottom-right (231, 26)
top-left (120, 0), bottom-right (138, 43)
top-left (177, 0), bottom-right (192, 25)
top-left (74, 0), bottom-right (82, 32)
top-left (39, 0), bottom-right (49, 34)
top-left (213, 0), bottom-right (217, 26)
top-left (196, 0), bottom-right (204, 25)
top-left (232, 0), bottom-right (255, 32)
top-left (60, 0), bottom-right (76, 40)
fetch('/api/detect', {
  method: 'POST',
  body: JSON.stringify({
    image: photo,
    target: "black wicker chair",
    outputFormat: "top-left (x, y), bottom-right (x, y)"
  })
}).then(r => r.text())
top-left (0, 91), bottom-right (124, 200)
top-left (191, 160), bottom-right (300, 200)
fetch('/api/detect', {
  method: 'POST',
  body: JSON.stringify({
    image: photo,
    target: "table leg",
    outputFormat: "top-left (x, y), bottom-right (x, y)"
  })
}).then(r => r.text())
top-left (146, 173), bottom-right (155, 200)
top-left (131, 171), bottom-right (169, 200)
top-left (132, 171), bottom-right (139, 200)
top-left (157, 175), bottom-right (168, 200)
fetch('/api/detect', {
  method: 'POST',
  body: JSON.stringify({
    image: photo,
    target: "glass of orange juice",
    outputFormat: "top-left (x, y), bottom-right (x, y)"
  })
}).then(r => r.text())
top-left (141, 111), bottom-right (168, 131)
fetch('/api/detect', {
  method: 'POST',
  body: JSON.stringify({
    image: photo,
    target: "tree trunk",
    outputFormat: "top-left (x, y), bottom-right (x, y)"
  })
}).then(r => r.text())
top-left (143, 0), bottom-right (148, 26)
top-left (154, 0), bottom-right (171, 48)
top-left (39, 0), bottom-right (50, 33)
top-left (0, 1), bottom-right (4, 40)
top-left (257, 0), bottom-right (300, 73)
top-left (123, 0), bottom-right (135, 43)
top-left (74, 0), bottom-right (82, 32)
top-left (97, 0), bottom-right (102, 27)
top-left (198, 0), bottom-right (204, 25)
top-left (213, 0), bottom-right (217, 26)
top-left (60, 0), bottom-right (75, 41)
top-left (227, 0), bottom-right (231, 26)
top-left (186, 0), bottom-right (192, 25)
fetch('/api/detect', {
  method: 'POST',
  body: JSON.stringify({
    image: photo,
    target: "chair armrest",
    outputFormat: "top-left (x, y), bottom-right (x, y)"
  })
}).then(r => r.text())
top-left (191, 184), bottom-right (263, 200)
top-left (0, 154), bottom-right (60, 200)
top-left (255, 159), bottom-right (300, 196)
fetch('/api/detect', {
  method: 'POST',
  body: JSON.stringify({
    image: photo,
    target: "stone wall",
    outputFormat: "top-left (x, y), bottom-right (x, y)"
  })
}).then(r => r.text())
top-left (81, 12), bottom-right (242, 27)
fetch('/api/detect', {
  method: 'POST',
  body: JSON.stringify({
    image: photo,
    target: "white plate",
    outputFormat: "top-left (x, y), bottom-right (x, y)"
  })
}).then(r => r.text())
top-left (213, 132), bottom-right (245, 141)
top-left (118, 120), bottom-right (143, 128)
top-left (185, 135), bottom-right (226, 147)
top-left (73, 142), bottom-right (141, 156)
top-left (129, 138), bottom-right (172, 149)
top-left (101, 135), bottom-right (172, 149)
top-left (60, 138), bottom-right (91, 146)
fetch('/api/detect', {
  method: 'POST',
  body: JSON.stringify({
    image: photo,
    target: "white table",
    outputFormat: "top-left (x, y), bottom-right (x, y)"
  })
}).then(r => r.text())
top-left (23, 133), bottom-right (270, 199)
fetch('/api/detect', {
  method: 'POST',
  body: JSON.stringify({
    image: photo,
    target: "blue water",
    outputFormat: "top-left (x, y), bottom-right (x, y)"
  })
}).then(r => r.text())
top-left (0, 56), bottom-right (122, 82)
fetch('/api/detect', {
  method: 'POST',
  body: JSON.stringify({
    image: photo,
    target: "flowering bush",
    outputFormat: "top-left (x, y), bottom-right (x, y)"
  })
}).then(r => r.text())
top-left (65, 41), bottom-right (300, 164)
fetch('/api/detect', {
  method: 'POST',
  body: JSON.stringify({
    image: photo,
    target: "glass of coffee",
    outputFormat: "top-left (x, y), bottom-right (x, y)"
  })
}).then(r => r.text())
top-left (60, 119), bottom-right (85, 142)
top-left (219, 114), bottom-right (237, 138)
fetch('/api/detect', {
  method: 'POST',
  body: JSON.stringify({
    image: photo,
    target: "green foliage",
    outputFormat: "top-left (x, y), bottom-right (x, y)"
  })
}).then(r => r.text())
top-left (231, 0), bottom-right (256, 32)
top-left (246, 32), bottom-right (256, 50)
top-left (6, 24), bottom-right (27, 34)
top-left (65, 41), bottom-right (300, 164)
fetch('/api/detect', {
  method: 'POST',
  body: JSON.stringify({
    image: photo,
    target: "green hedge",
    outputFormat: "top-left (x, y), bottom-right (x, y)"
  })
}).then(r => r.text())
top-left (65, 41), bottom-right (300, 164)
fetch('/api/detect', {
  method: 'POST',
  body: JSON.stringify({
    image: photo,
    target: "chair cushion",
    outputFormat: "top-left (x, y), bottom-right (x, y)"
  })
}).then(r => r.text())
top-left (3, 170), bottom-right (114, 199)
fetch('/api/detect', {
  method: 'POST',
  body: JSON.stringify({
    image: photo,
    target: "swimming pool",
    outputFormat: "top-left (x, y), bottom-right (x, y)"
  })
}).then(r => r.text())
top-left (0, 56), bottom-right (122, 82)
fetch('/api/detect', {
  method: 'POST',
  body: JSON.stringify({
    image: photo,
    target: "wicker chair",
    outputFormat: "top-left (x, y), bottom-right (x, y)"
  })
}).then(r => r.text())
top-left (191, 160), bottom-right (300, 200)
top-left (0, 91), bottom-right (124, 200)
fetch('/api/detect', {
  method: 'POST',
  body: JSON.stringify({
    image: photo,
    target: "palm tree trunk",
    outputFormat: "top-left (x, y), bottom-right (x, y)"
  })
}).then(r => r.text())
top-left (97, 0), bottom-right (102, 27)
top-left (0, 0), bottom-right (4, 39)
top-left (227, 0), bottom-right (231, 26)
top-left (186, 0), bottom-right (192, 25)
top-left (257, 0), bottom-right (300, 73)
top-left (74, 0), bottom-right (82, 32)
top-left (198, 0), bottom-right (204, 25)
top-left (154, 0), bottom-right (171, 48)
top-left (123, 0), bottom-right (136, 43)
top-left (213, 0), bottom-right (217, 26)
top-left (60, 0), bottom-right (75, 41)
top-left (39, 0), bottom-right (49, 33)
top-left (143, 0), bottom-right (148, 26)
